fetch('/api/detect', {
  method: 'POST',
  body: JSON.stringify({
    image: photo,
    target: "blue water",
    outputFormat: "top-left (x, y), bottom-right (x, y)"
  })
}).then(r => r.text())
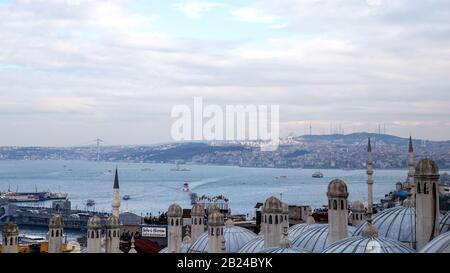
top-left (0, 160), bottom-right (417, 216)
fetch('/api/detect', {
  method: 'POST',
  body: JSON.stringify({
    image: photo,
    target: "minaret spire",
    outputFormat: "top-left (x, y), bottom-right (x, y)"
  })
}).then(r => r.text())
top-left (367, 138), bottom-right (374, 216)
top-left (407, 136), bottom-right (416, 205)
top-left (112, 167), bottom-right (120, 218)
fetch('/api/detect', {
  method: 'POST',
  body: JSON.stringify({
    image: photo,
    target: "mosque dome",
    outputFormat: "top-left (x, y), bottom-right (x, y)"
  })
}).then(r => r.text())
top-left (415, 159), bottom-right (439, 177)
top-left (263, 196), bottom-right (283, 213)
top-left (188, 226), bottom-right (258, 253)
top-left (327, 179), bottom-right (349, 198)
top-left (291, 224), bottom-right (356, 253)
top-left (49, 214), bottom-right (63, 227)
top-left (258, 247), bottom-right (310, 253)
top-left (351, 201), bottom-right (365, 212)
top-left (419, 232), bottom-right (450, 253)
top-left (207, 204), bottom-right (219, 216)
top-left (106, 215), bottom-right (120, 227)
top-left (191, 204), bottom-right (205, 217)
top-left (288, 222), bottom-right (314, 240)
top-left (208, 211), bottom-right (224, 226)
top-left (322, 236), bottom-right (415, 253)
top-left (238, 236), bottom-right (264, 253)
top-left (87, 215), bottom-right (102, 229)
top-left (167, 203), bottom-right (183, 218)
top-left (439, 211), bottom-right (450, 234)
top-left (353, 206), bottom-right (416, 249)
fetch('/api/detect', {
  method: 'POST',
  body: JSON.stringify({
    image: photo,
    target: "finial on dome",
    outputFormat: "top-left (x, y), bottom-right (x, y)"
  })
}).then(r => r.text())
top-left (306, 215), bottom-right (315, 225)
top-left (361, 218), bottom-right (378, 237)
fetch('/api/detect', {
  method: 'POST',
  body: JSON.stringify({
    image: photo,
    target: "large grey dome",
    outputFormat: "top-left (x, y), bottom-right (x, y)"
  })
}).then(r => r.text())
top-left (440, 211), bottom-right (450, 234)
top-left (419, 232), bottom-right (450, 253)
top-left (288, 223), bottom-right (314, 240)
top-left (291, 224), bottom-right (356, 253)
top-left (187, 226), bottom-right (257, 253)
top-left (322, 236), bottom-right (415, 253)
top-left (238, 236), bottom-right (264, 253)
top-left (257, 246), bottom-right (310, 253)
top-left (353, 206), bottom-right (416, 249)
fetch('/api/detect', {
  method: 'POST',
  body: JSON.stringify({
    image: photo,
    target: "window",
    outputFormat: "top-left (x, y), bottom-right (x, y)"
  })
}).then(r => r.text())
top-left (91, 231), bottom-right (94, 238)
top-left (424, 183), bottom-right (429, 194)
top-left (176, 219), bottom-right (179, 226)
top-left (275, 215), bottom-right (278, 224)
top-left (171, 219), bottom-right (174, 226)
top-left (113, 230), bottom-right (116, 237)
top-left (333, 200), bottom-right (337, 210)
top-left (194, 218), bottom-right (197, 225)
top-left (417, 182), bottom-right (421, 194)
top-left (216, 228), bottom-right (220, 236)
top-left (51, 230), bottom-right (54, 237)
top-left (10, 237), bottom-right (13, 245)
top-left (269, 215), bottom-right (272, 224)
top-left (56, 230), bottom-right (59, 237)
top-left (4, 237), bottom-right (7, 246)
top-left (211, 228), bottom-right (214, 236)
top-left (96, 231), bottom-right (99, 238)
top-left (340, 200), bottom-right (344, 210)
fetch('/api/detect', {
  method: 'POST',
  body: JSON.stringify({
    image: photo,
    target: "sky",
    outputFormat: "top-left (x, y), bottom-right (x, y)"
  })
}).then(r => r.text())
top-left (0, 0), bottom-right (450, 146)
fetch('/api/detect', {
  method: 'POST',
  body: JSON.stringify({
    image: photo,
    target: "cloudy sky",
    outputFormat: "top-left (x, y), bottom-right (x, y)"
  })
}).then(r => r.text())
top-left (0, 0), bottom-right (449, 146)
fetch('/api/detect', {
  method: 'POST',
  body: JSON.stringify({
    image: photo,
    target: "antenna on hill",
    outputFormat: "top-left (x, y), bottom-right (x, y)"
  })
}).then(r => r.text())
top-left (309, 123), bottom-right (312, 136)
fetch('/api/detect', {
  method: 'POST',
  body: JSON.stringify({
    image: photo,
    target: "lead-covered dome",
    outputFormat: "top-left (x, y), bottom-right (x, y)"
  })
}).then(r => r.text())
top-left (353, 206), bottom-right (416, 249)
top-left (167, 203), bottom-right (183, 217)
top-left (263, 196), bottom-right (283, 213)
top-left (191, 204), bottom-right (205, 217)
top-left (420, 232), bottom-right (450, 253)
top-left (323, 236), bottom-right (415, 253)
top-left (188, 226), bottom-right (257, 253)
top-left (87, 215), bottom-right (101, 229)
top-left (327, 179), bottom-right (349, 198)
top-left (208, 211), bottom-right (224, 226)
top-left (415, 159), bottom-right (439, 176)
top-left (291, 224), bottom-right (356, 253)
top-left (440, 211), bottom-right (450, 234)
top-left (238, 236), bottom-right (264, 253)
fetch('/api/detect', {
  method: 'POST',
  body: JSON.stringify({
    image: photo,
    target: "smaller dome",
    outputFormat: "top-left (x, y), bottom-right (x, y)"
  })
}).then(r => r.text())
top-left (351, 201), bottom-right (365, 212)
top-left (87, 215), bottom-right (102, 229)
top-left (207, 204), bottom-right (219, 216)
top-left (361, 220), bottom-right (378, 237)
top-left (189, 226), bottom-right (257, 253)
top-left (2, 221), bottom-right (19, 235)
top-left (106, 215), bottom-right (120, 227)
top-left (292, 224), bottom-right (356, 253)
top-left (191, 204), bottom-right (205, 217)
top-left (167, 203), bottom-right (183, 217)
top-left (415, 159), bottom-right (439, 177)
top-left (49, 214), bottom-right (63, 227)
top-left (263, 196), bottom-right (282, 213)
top-left (323, 236), bottom-right (415, 253)
top-left (257, 246), bottom-right (310, 253)
top-left (208, 211), bottom-right (224, 226)
top-left (327, 179), bottom-right (349, 198)
top-left (420, 232), bottom-right (450, 253)
top-left (238, 236), bottom-right (264, 253)
top-left (440, 211), bottom-right (450, 234)
top-left (281, 202), bottom-right (289, 214)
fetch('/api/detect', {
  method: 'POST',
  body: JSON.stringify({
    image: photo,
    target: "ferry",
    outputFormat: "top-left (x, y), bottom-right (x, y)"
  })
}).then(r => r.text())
top-left (312, 172), bottom-right (324, 178)
top-left (123, 195), bottom-right (131, 200)
top-left (182, 183), bottom-right (190, 192)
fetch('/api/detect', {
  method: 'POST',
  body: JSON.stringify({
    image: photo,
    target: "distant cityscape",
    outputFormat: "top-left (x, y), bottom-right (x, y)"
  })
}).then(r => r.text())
top-left (1, 132), bottom-right (450, 170)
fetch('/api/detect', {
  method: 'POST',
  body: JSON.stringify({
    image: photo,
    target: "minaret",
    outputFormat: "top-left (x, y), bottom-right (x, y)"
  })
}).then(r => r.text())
top-left (87, 215), bottom-right (102, 253)
top-left (190, 204), bottom-right (205, 242)
top-left (2, 221), bottom-right (19, 253)
top-left (415, 159), bottom-right (440, 250)
top-left (367, 138), bottom-right (374, 215)
top-left (112, 168), bottom-right (120, 218)
top-left (407, 136), bottom-right (416, 202)
top-left (281, 202), bottom-right (290, 231)
top-left (262, 196), bottom-right (283, 248)
top-left (327, 179), bottom-right (349, 244)
top-left (48, 214), bottom-right (64, 253)
top-left (167, 203), bottom-right (183, 253)
top-left (207, 210), bottom-right (225, 253)
top-left (105, 215), bottom-right (121, 253)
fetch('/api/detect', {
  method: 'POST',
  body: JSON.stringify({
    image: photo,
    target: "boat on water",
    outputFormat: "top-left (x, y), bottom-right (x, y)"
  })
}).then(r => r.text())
top-left (141, 168), bottom-right (153, 171)
top-left (123, 195), bottom-right (131, 200)
top-left (170, 163), bottom-right (190, 172)
top-left (182, 183), bottom-right (190, 192)
top-left (312, 172), bottom-right (324, 178)
top-left (19, 234), bottom-right (47, 244)
top-left (275, 175), bottom-right (288, 179)
top-left (0, 189), bottom-right (68, 202)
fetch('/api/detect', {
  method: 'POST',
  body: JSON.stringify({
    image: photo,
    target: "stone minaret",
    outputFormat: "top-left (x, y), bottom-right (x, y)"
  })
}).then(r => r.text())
top-left (48, 214), bottom-right (64, 253)
top-left (327, 179), bottom-right (349, 244)
top-left (262, 196), bottom-right (283, 248)
top-left (2, 221), bottom-right (19, 253)
top-left (167, 203), bottom-right (183, 253)
top-left (105, 215), bottom-right (121, 253)
top-left (407, 136), bottom-right (416, 201)
top-left (112, 168), bottom-right (120, 218)
top-left (415, 159), bottom-right (440, 250)
top-left (350, 201), bottom-right (365, 227)
top-left (191, 204), bottom-right (205, 242)
top-left (207, 210), bottom-right (225, 253)
top-left (367, 138), bottom-right (374, 215)
top-left (87, 215), bottom-right (102, 253)
top-left (281, 202), bottom-right (290, 231)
